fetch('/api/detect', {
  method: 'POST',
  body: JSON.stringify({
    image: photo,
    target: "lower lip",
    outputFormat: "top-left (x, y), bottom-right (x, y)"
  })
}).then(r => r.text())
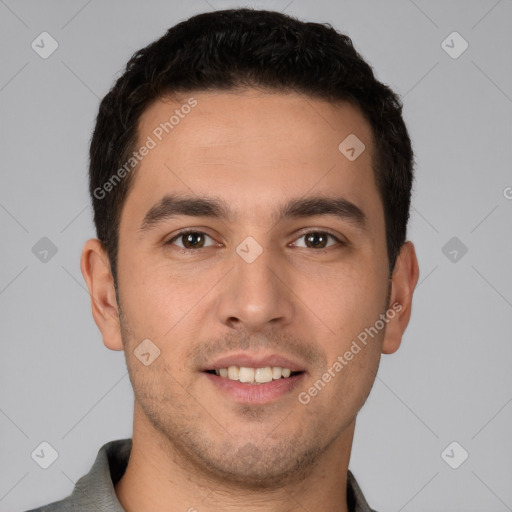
top-left (203, 372), bottom-right (305, 404)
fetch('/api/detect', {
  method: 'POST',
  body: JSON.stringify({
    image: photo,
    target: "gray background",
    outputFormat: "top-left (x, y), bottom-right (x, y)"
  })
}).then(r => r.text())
top-left (1, 0), bottom-right (511, 511)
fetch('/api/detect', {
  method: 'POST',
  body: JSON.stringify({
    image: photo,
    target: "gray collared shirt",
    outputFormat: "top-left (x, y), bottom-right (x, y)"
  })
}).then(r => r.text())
top-left (26, 438), bottom-right (377, 512)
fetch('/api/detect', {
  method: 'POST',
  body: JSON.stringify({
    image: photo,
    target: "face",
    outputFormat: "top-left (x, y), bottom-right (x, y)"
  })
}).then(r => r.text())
top-left (83, 89), bottom-right (417, 489)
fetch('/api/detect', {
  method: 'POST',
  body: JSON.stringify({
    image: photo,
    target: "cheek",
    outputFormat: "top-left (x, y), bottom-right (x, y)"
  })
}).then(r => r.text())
top-left (298, 260), bottom-right (386, 331)
top-left (297, 262), bottom-right (389, 381)
top-left (118, 249), bottom-right (221, 344)
top-left (117, 249), bottom-right (176, 339)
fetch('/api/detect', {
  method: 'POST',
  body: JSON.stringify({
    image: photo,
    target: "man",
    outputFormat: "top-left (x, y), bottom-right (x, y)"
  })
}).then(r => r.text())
top-left (28, 7), bottom-right (419, 512)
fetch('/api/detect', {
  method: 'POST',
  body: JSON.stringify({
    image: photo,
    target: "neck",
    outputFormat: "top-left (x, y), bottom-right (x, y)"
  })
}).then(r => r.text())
top-left (115, 404), bottom-right (354, 512)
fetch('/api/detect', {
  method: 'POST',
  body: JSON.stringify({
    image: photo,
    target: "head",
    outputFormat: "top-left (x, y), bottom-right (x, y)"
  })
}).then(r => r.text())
top-left (81, 8), bottom-right (419, 489)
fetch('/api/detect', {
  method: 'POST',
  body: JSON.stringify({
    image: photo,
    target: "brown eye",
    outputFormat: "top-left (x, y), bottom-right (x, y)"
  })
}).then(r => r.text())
top-left (293, 231), bottom-right (341, 249)
top-left (167, 231), bottom-right (215, 249)
top-left (305, 232), bottom-right (328, 248)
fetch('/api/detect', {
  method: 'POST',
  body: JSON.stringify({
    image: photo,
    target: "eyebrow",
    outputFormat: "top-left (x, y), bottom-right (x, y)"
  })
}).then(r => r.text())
top-left (139, 194), bottom-right (367, 233)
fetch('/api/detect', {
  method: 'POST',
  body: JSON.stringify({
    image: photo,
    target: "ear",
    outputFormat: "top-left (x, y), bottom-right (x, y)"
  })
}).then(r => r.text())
top-left (80, 238), bottom-right (124, 351)
top-left (381, 241), bottom-right (420, 355)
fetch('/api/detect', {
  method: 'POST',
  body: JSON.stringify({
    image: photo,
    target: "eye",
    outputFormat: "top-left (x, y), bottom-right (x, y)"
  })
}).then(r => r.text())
top-left (166, 230), bottom-right (217, 249)
top-left (291, 231), bottom-right (343, 250)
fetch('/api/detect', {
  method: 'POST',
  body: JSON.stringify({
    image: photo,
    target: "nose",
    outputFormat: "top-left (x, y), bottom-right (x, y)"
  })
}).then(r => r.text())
top-left (216, 243), bottom-right (295, 333)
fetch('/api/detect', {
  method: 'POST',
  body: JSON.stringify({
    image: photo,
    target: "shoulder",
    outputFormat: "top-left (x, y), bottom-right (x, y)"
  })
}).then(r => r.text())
top-left (23, 438), bottom-right (132, 512)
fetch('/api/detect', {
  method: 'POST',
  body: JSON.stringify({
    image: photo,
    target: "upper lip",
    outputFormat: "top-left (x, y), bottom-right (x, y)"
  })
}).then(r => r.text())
top-left (204, 352), bottom-right (306, 372)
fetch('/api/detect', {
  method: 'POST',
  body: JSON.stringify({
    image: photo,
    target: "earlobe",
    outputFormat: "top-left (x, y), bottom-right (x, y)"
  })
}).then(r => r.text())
top-left (381, 241), bottom-right (420, 355)
top-left (80, 238), bottom-right (124, 351)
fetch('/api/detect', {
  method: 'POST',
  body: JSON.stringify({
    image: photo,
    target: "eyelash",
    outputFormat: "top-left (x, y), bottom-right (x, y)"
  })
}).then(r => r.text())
top-left (164, 229), bottom-right (346, 252)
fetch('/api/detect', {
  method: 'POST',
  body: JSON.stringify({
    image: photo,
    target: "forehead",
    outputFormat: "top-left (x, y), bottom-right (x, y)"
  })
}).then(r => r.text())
top-left (122, 89), bottom-right (382, 229)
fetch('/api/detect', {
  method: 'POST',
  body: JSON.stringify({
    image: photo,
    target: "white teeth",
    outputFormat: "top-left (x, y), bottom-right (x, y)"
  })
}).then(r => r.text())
top-left (214, 366), bottom-right (297, 383)
top-left (239, 367), bottom-right (255, 382)
top-left (227, 366), bottom-right (240, 380)
top-left (272, 366), bottom-right (282, 379)
top-left (255, 367), bottom-right (273, 383)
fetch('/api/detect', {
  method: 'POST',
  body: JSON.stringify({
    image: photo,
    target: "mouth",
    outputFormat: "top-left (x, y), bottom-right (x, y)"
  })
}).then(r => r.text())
top-left (204, 366), bottom-right (304, 384)
top-left (202, 366), bottom-right (306, 404)
top-left (201, 352), bottom-right (308, 403)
